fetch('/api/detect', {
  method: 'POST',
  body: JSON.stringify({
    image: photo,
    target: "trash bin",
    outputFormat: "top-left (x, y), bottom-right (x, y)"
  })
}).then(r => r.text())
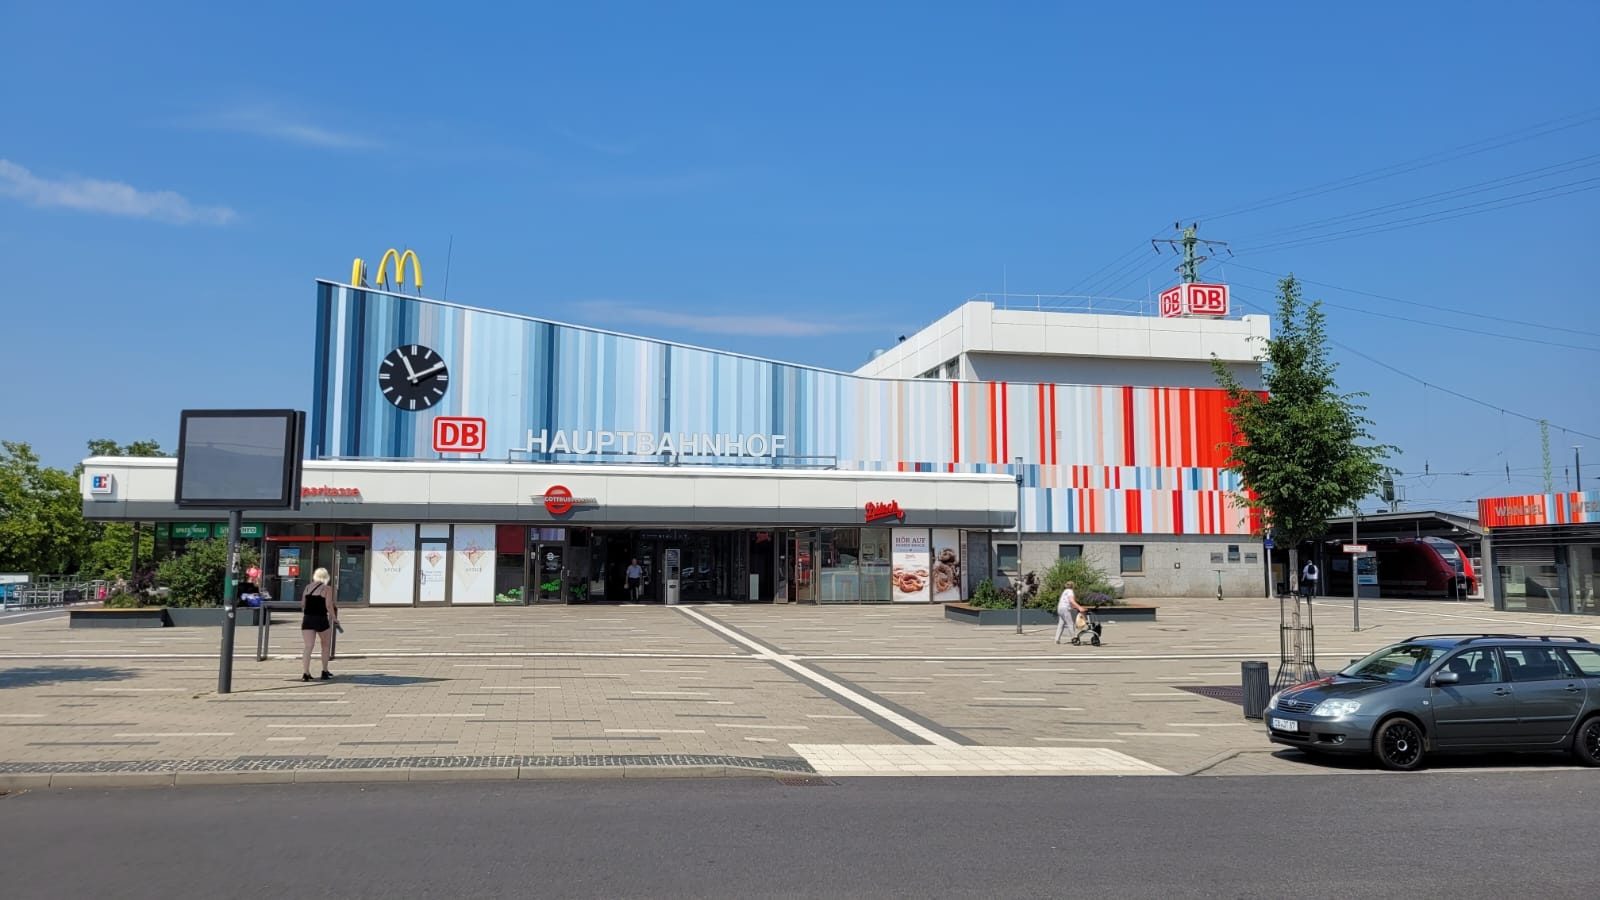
top-left (1241, 660), bottom-right (1270, 720)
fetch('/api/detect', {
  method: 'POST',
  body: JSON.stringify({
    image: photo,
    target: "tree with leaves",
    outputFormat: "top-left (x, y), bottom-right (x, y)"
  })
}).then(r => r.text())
top-left (0, 442), bottom-right (87, 574)
top-left (1211, 274), bottom-right (1394, 593)
top-left (77, 440), bottom-right (168, 580)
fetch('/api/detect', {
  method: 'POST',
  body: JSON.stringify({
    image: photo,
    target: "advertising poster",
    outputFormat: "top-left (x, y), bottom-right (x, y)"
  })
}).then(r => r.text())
top-left (369, 524), bottom-right (417, 605)
top-left (418, 540), bottom-right (449, 603)
top-left (891, 527), bottom-right (931, 603)
top-left (451, 524), bottom-right (496, 605)
top-left (930, 528), bottom-right (963, 603)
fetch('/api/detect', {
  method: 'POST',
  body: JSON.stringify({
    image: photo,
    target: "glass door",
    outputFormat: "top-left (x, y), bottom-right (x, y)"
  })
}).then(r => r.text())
top-left (334, 544), bottom-right (367, 606)
top-left (792, 530), bottom-right (818, 603)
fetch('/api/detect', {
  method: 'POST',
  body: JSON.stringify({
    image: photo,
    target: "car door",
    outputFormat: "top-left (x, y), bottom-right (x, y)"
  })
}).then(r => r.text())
top-left (1428, 648), bottom-right (1521, 747)
top-left (1505, 646), bottom-right (1588, 744)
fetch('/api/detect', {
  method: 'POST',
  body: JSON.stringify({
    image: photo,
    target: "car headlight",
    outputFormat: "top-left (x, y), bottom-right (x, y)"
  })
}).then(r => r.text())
top-left (1267, 691), bottom-right (1282, 711)
top-left (1311, 699), bottom-right (1361, 717)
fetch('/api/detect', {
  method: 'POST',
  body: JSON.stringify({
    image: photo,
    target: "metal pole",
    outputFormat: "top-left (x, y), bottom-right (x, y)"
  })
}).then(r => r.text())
top-left (1014, 456), bottom-right (1024, 635)
top-left (1575, 445), bottom-right (1583, 491)
top-left (1352, 506), bottom-right (1360, 632)
top-left (217, 510), bottom-right (242, 694)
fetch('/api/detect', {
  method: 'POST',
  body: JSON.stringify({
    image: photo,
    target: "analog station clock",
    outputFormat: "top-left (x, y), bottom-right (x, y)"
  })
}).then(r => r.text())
top-left (379, 344), bottom-right (450, 411)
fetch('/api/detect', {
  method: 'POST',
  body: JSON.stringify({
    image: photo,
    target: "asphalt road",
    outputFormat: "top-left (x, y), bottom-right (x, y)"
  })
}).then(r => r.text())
top-left (2, 773), bottom-right (1594, 899)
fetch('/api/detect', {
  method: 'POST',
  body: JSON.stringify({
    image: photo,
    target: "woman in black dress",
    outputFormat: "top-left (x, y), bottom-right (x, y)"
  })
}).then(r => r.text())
top-left (300, 567), bottom-right (339, 681)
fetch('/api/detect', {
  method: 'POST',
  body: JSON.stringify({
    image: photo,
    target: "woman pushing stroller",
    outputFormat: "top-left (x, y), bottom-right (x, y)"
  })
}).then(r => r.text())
top-left (1053, 581), bottom-right (1087, 645)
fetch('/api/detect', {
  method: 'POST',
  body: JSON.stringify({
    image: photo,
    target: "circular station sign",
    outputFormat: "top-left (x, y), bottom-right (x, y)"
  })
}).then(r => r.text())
top-left (543, 485), bottom-right (575, 515)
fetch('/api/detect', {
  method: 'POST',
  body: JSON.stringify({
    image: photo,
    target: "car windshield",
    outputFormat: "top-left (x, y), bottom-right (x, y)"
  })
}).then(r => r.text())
top-left (1339, 643), bottom-right (1446, 682)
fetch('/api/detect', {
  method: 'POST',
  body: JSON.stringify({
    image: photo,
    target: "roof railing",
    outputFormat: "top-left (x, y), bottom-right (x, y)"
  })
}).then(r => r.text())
top-left (1403, 633), bottom-right (1594, 645)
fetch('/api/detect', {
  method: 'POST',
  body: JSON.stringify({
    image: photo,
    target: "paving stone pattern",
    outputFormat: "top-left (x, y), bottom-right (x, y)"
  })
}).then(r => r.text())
top-left (1, 595), bottom-right (1595, 779)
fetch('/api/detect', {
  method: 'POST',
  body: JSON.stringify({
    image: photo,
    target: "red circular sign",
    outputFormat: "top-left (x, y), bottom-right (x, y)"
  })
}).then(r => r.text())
top-left (543, 485), bottom-right (574, 515)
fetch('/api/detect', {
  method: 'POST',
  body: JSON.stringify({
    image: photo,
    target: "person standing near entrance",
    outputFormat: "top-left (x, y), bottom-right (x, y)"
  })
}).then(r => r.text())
top-left (1300, 560), bottom-right (1319, 600)
top-left (1054, 580), bottom-right (1085, 644)
top-left (300, 567), bottom-right (339, 681)
top-left (626, 558), bottom-right (643, 602)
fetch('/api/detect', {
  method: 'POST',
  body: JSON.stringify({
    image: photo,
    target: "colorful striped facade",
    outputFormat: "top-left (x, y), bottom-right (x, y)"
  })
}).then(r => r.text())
top-left (312, 282), bottom-right (1254, 536)
top-left (1480, 491), bottom-right (1597, 529)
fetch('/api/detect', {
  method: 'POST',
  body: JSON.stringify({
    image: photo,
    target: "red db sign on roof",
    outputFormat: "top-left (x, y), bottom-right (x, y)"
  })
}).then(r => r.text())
top-left (433, 417), bottom-right (487, 453)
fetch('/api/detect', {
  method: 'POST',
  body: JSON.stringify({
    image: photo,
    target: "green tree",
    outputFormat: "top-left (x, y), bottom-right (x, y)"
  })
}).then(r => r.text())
top-left (76, 439), bottom-right (168, 580)
top-left (0, 442), bottom-right (87, 574)
top-left (1211, 274), bottom-right (1393, 591)
top-left (156, 538), bottom-right (260, 607)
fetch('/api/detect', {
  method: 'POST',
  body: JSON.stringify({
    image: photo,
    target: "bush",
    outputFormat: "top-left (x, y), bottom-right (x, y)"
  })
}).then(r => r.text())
top-left (102, 592), bottom-right (146, 608)
top-left (1028, 557), bottom-right (1121, 609)
top-left (155, 539), bottom-right (260, 608)
top-left (967, 577), bottom-right (1019, 610)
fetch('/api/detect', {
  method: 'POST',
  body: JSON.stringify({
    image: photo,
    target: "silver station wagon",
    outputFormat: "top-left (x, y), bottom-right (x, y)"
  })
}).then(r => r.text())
top-left (1265, 634), bottom-right (1600, 770)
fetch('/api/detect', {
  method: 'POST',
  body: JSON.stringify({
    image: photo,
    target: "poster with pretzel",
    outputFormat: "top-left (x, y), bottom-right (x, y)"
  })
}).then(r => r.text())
top-left (929, 528), bottom-right (963, 603)
top-left (890, 528), bottom-right (931, 603)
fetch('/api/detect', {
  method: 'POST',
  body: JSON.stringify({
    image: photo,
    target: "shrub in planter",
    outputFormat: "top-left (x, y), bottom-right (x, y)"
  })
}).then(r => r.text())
top-left (155, 539), bottom-right (261, 608)
top-left (967, 578), bottom-right (1020, 610)
top-left (1027, 557), bottom-right (1123, 609)
top-left (102, 592), bottom-right (146, 609)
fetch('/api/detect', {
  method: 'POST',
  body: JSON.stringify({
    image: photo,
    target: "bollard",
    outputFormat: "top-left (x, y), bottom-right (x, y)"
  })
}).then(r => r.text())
top-left (1241, 660), bottom-right (1270, 720)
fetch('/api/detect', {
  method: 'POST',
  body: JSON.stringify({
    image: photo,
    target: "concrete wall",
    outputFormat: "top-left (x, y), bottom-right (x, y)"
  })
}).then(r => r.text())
top-left (993, 533), bottom-right (1270, 599)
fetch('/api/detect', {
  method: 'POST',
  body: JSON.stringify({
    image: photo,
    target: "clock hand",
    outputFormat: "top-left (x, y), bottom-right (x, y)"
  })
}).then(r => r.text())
top-left (400, 353), bottom-right (419, 382)
top-left (411, 361), bottom-right (447, 382)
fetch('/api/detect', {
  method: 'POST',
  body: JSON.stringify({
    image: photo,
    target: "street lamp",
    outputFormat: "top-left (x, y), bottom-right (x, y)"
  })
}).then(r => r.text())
top-left (1014, 456), bottom-right (1024, 635)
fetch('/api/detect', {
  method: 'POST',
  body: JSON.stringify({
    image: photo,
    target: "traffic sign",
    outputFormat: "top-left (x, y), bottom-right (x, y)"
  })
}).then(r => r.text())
top-left (1343, 544), bottom-right (1368, 554)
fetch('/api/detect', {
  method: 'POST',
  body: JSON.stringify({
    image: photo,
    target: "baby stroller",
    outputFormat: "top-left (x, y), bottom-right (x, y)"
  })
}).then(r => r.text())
top-left (1068, 610), bottom-right (1103, 646)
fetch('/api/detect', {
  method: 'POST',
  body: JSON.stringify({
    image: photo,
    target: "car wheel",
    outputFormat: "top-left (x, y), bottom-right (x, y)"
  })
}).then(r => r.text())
top-left (1573, 715), bottom-right (1600, 767)
top-left (1373, 717), bottom-right (1426, 771)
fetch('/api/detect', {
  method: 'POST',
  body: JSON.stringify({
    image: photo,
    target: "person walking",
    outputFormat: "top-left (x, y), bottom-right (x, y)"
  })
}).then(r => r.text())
top-left (1054, 580), bottom-right (1086, 644)
top-left (625, 558), bottom-right (644, 601)
top-left (1300, 560), bottom-right (1320, 600)
top-left (300, 567), bottom-right (339, 681)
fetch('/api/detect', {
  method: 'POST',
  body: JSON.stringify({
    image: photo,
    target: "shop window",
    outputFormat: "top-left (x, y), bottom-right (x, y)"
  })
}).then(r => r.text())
top-left (996, 543), bottom-right (1019, 574)
top-left (332, 523), bottom-right (370, 538)
top-left (1120, 545), bottom-right (1144, 575)
top-left (1058, 544), bottom-right (1083, 561)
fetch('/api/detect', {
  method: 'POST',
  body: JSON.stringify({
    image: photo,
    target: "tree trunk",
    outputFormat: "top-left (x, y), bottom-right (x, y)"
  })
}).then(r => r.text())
top-left (1287, 545), bottom-right (1299, 599)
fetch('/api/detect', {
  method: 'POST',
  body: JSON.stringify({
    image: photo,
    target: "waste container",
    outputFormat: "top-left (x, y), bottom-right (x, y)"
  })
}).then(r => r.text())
top-left (1241, 660), bottom-right (1270, 720)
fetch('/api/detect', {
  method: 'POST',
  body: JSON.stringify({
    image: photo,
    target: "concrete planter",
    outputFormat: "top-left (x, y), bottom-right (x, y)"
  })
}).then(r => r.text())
top-left (69, 608), bottom-right (167, 629)
top-left (166, 607), bottom-right (260, 627)
top-left (942, 604), bottom-right (1059, 626)
top-left (942, 603), bottom-right (1160, 625)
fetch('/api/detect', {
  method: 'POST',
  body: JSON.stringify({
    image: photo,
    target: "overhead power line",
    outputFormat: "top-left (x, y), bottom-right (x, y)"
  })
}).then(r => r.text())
top-left (1183, 106), bottom-right (1600, 223)
top-left (1227, 291), bottom-right (1600, 442)
top-left (1226, 277), bottom-right (1600, 354)
top-left (1227, 263), bottom-right (1600, 338)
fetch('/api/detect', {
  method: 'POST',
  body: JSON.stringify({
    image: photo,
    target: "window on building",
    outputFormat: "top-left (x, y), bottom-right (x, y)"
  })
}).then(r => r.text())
top-left (943, 360), bottom-right (960, 379)
top-left (1119, 545), bottom-right (1144, 575)
top-left (1227, 544), bottom-right (1241, 563)
top-left (1058, 544), bottom-right (1083, 561)
top-left (996, 543), bottom-right (1019, 574)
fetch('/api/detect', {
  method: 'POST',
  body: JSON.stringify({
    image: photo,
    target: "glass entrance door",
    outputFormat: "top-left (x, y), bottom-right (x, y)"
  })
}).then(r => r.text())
top-left (792, 530), bottom-right (818, 603)
top-left (334, 543), bottom-right (367, 606)
top-left (531, 543), bottom-right (566, 603)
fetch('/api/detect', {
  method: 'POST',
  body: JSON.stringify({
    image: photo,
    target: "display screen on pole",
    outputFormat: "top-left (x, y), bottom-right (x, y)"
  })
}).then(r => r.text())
top-left (174, 409), bottom-right (306, 509)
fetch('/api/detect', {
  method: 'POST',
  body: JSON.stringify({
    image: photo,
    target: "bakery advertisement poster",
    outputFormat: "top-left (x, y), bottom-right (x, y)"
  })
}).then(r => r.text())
top-left (890, 528), bottom-right (931, 603)
top-left (929, 528), bottom-right (963, 603)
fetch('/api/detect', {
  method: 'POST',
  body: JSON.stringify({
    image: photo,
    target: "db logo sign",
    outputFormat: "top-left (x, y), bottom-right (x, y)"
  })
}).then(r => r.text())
top-left (1158, 285), bottom-right (1184, 318)
top-left (432, 417), bottom-right (487, 454)
top-left (1187, 283), bottom-right (1229, 316)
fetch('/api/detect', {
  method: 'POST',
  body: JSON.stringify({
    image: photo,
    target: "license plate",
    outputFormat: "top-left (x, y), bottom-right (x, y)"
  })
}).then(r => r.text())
top-left (1270, 717), bottom-right (1298, 733)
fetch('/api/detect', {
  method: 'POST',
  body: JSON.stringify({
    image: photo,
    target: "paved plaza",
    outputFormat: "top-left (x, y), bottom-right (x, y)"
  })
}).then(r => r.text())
top-left (1, 594), bottom-right (1595, 786)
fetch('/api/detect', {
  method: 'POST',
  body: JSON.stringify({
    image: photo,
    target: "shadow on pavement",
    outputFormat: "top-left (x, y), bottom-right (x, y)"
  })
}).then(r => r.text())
top-left (1273, 747), bottom-right (1585, 773)
top-left (0, 665), bottom-right (137, 689)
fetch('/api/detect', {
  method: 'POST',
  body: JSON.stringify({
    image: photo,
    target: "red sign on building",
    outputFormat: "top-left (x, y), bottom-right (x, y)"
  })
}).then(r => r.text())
top-left (433, 416), bottom-right (487, 453)
top-left (1158, 283), bottom-right (1231, 318)
top-left (865, 501), bottom-right (905, 522)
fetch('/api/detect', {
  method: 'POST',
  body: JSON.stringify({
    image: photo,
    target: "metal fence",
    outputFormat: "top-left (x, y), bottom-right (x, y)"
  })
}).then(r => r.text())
top-left (0, 577), bottom-right (115, 610)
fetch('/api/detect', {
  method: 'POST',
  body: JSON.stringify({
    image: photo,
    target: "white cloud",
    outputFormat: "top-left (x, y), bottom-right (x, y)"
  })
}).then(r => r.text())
top-left (0, 159), bottom-right (237, 225)
top-left (576, 301), bottom-right (879, 338)
top-left (185, 104), bottom-right (382, 150)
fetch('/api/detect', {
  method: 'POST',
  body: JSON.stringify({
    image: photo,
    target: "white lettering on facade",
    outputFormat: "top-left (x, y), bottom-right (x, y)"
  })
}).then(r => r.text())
top-left (518, 429), bottom-right (788, 458)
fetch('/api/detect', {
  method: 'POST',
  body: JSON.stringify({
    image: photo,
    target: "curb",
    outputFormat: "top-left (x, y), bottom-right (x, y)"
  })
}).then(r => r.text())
top-left (0, 764), bottom-right (778, 790)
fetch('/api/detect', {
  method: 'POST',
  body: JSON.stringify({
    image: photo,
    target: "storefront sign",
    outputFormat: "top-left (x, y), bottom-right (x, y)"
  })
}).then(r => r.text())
top-left (433, 416), bottom-right (487, 453)
top-left (890, 528), bottom-right (931, 603)
top-left (170, 523), bottom-right (212, 539)
top-left (538, 486), bottom-right (599, 515)
top-left (89, 474), bottom-right (115, 496)
top-left (302, 486), bottom-right (361, 498)
top-left (519, 429), bottom-right (788, 459)
top-left (276, 547), bottom-right (301, 579)
top-left (865, 501), bottom-right (905, 522)
top-left (1479, 491), bottom-right (1595, 528)
top-left (212, 523), bottom-right (264, 540)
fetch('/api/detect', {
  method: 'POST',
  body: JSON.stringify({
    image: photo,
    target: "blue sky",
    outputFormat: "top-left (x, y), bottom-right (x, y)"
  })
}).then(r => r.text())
top-left (3, 0), bottom-right (1597, 513)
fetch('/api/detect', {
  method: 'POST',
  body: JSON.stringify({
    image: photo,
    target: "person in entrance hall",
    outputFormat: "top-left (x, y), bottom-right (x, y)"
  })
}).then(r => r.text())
top-left (300, 567), bottom-right (339, 681)
top-left (626, 558), bottom-right (643, 601)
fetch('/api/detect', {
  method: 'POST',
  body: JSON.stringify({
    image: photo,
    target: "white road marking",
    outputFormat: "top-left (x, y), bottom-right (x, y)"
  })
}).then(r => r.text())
top-left (715, 723), bottom-right (808, 730)
top-left (605, 729), bottom-right (706, 735)
top-left (631, 690), bottom-right (710, 696)
top-left (265, 723), bottom-right (377, 729)
top-left (678, 607), bottom-right (959, 749)
top-left (385, 713), bottom-right (484, 718)
top-left (1115, 732), bottom-right (1200, 737)
top-left (114, 732), bottom-right (235, 738)
top-left (1167, 722), bottom-right (1252, 728)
